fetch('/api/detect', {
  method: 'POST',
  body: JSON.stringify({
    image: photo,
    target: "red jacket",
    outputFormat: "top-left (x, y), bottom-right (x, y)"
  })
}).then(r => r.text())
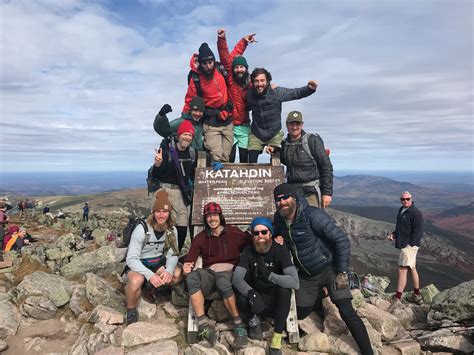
top-left (182, 54), bottom-right (229, 113)
top-left (217, 37), bottom-right (250, 126)
top-left (185, 225), bottom-right (252, 268)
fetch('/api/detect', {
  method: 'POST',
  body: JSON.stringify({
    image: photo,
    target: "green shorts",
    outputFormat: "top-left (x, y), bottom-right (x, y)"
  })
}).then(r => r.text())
top-left (233, 124), bottom-right (250, 149)
top-left (248, 130), bottom-right (284, 151)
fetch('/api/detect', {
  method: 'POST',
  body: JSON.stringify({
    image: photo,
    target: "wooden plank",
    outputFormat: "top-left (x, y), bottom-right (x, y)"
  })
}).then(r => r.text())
top-left (287, 289), bottom-right (300, 343)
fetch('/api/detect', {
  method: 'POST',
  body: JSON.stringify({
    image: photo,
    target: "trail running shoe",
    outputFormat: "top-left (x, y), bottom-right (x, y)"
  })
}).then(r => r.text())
top-left (406, 292), bottom-right (423, 305)
top-left (198, 322), bottom-right (218, 345)
top-left (248, 315), bottom-right (263, 340)
top-left (232, 324), bottom-right (248, 348)
top-left (126, 308), bottom-right (139, 325)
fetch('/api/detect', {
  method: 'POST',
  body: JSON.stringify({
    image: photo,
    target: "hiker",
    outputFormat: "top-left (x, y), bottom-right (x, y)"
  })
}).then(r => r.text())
top-left (81, 226), bottom-right (93, 240)
top-left (151, 120), bottom-right (195, 252)
top-left (0, 201), bottom-right (10, 256)
top-left (217, 28), bottom-right (256, 163)
top-left (273, 183), bottom-right (373, 355)
top-left (246, 68), bottom-right (317, 163)
top-left (232, 217), bottom-right (299, 355)
top-left (42, 205), bottom-right (50, 214)
top-left (154, 96), bottom-right (206, 151)
top-left (3, 226), bottom-right (29, 253)
top-left (183, 42), bottom-right (233, 164)
top-left (387, 191), bottom-right (424, 305)
top-left (279, 111), bottom-right (333, 208)
top-left (57, 209), bottom-right (65, 219)
top-left (82, 203), bottom-right (89, 221)
top-left (125, 190), bottom-right (180, 325)
top-left (28, 199), bottom-right (36, 218)
top-left (183, 202), bottom-right (252, 348)
top-left (18, 200), bottom-right (25, 219)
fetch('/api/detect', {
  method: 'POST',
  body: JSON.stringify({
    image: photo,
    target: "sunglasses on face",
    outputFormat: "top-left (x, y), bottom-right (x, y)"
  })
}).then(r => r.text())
top-left (275, 194), bottom-right (291, 202)
top-left (400, 198), bottom-right (411, 201)
top-left (252, 229), bottom-right (269, 236)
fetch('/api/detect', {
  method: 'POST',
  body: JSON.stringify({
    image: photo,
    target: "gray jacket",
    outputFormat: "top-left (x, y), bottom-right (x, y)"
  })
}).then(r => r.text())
top-left (246, 85), bottom-right (315, 142)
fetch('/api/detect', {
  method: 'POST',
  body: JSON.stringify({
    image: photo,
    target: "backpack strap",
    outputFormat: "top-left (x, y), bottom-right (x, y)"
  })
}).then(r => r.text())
top-left (190, 72), bottom-right (203, 98)
top-left (301, 133), bottom-right (318, 169)
top-left (163, 227), bottom-right (179, 256)
top-left (141, 221), bottom-right (151, 247)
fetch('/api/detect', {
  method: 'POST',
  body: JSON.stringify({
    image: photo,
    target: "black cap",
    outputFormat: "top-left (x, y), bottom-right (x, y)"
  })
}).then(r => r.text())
top-left (273, 183), bottom-right (297, 200)
top-left (198, 43), bottom-right (215, 63)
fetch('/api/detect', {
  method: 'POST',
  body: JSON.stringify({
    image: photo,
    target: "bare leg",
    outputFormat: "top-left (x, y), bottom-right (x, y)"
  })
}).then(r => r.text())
top-left (125, 271), bottom-right (145, 309)
top-left (222, 294), bottom-right (240, 317)
top-left (397, 266), bottom-right (409, 293)
top-left (410, 267), bottom-right (420, 289)
top-left (190, 290), bottom-right (206, 317)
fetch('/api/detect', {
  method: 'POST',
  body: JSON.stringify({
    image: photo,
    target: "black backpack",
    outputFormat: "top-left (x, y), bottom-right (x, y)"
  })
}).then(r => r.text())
top-left (121, 217), bottom-right (150, 248)
top-left (187, 61), bottom-right (227, 98)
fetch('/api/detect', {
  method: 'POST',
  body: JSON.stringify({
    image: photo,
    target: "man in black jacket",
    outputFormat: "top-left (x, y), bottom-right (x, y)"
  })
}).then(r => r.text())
top-left (280, 111), bottom-right (333, 208)
top-left (273, 183), bottom-right (373, 355)
top-left (387, 191), bottom-right (424, 305)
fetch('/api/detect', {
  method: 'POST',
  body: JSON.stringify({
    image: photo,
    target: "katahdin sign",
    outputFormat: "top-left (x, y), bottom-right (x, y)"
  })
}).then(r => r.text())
top-left (191, 164), bottom-right (285, 225)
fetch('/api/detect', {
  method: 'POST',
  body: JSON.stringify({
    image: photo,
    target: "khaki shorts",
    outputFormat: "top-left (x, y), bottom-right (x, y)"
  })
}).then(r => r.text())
top-left (247, 130), bottom-right (284, 151)
top-left (154, 187), bottom-right (189, 227)
top-left (398, 245), bottom-right (419, 268)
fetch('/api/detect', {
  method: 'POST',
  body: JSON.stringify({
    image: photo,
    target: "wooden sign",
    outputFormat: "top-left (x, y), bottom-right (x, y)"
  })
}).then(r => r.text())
top-left (191, 164), bottom-right (285, 225)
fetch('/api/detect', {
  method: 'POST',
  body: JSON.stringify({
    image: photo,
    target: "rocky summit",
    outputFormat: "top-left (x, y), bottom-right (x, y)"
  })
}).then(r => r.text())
top-left (0, 194), bottom-right (472, 354)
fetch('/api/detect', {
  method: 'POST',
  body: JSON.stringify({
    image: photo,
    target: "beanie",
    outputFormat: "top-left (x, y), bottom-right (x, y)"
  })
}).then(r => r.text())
top-left (197, 43), bottom-right (215, 63)
top-left (189, 96), bottom-right (205, 112)
top-left (203, 202), bottom-right (222, 216)
top-left (8, 225), bottom-right (19, 234)
top-left (152, 190), bottom-right (172, 212)
top-left (273, 183), bottom-right (297, 200)
top-left (232, 56), bottom-right (248, 69)
top-left (250, 217), bottom-right (274, 235)
top-left (177, 120), bottom-right (195, 137)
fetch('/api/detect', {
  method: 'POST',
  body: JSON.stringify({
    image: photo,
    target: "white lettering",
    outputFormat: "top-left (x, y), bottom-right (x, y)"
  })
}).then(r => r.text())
top-left (205, 170), bottom-right (214, 179)
top-left (230, 170), bottom-right (239, 178)
top-left (249, 169), bottom-right (258, 178)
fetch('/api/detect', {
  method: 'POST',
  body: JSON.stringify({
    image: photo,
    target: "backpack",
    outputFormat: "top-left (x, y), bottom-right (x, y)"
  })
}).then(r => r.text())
top-left (187, 62), bottom-right (227, 98)
top-left (301, 133), bottom-right (319, 170)
top-left (121, 217), bottom-right (151, 248)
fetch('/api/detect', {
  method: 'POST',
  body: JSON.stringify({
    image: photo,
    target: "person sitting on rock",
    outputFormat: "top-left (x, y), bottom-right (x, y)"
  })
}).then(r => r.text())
top-left (57, 209), bottom-right (65, 219)
top-left (124, 190), bottom-right (180, 325)
top-left (183, 202), bottom-right (252, 348)
top-left (232, 217), bottom-right (299, 355)
top-left (3, 225), bottom-right (29, 253)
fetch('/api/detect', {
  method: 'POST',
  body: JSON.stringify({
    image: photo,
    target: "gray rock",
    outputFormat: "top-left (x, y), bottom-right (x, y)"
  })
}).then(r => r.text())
top-left (298, 331), bottom-right (330, 352)
top-left (185, 343), bottom-right (220, 355)
top-left (236, 347), bottom-right (266, 355)
top-left (357, 302), bottom-right (405, 340)
top-left (0, 339), bottom-right (8, 351)
top-left (128, 340), bottom-right (179, 354)
top-left (45, 247), bottom-right (74, 261)
top-left (85, 273), bottom-right (126, 313)
top-left (137, 299), bottom-right (156, 320)
top-left (362, 274), bottom-right (391, 296)
top-left (328, 334), bottom-right (361, 354)
top-left (322, 296), bottom-right (348, 336)
top-left (351, 289), bottom-right (365, 309)
top-left (427, 280), bottom-right (474, 325)
top-left (61, 245), bottom-right (117, 278)
top-left (88, 305), bottom-right (124, 325)
top-left (20, 295), bottom-right (58, 319)
top-left (393, 340), bottom-right (421, 355)
top-left (418, 328), bottom-right (474, 354)
top-left (94, 322), bottom-right (117, 335)
top-left (362, 318), bottom-right (382, 349)
top-left (0, 301), bottom-right (20, 339)
top-left (391, 304), bottom-right (426, 329)
top-left (14, 271), bottom-right (73, 307)
top-left (96, 346), bottom-right (125, 355)
top-left (121, 321), bottom-right (179, 347)
top-left (93, 227), bottom-right (110, 246)
top-left (208, 299), bottom-right (232, 322)
top-left (69, 284), bottom-right (90, 317)
top-left (298, 311), bottom-right (324, 335)
top-left (421, 284), bottom-right (439, 304)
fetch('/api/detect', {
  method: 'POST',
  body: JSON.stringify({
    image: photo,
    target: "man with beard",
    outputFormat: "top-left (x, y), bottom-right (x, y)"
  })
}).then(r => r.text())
top-left (154, 96), bottom-right (206, 151)
top-left (183, 43), bottom-right (233, 164)
top-left (246, 68), bottom-right (317, 163)
top-left (124, 190), bottom-right (180, 325)
top-left (273, 183), bottom-right (374, 355)
top-left (183, 202), bottom-right (252, 348)
top-left (232, 217), bottom-right (299, 355)
top-left (151, 120), bottom-right (195, 252)
top-left (217, 28), bottom-right (256, 163)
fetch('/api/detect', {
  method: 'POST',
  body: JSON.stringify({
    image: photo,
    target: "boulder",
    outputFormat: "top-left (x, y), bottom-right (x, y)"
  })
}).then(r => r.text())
top-left (88, 305), bottom-right (124, 325)
top-left (420, 284), bottom-right (439, 304)
top-left (362, 318), bottom-right (382, 349)
top-left (208, 299), bottom-right (232, 322)
top-left (127, 340), bottom-right (178, 354)
top-left (85, 273), bottom-right (126, 313)
top-left (361, 274), bottom-right (391, 296)
top-left (137, 299), bottom-right (156, 320)
top-left (328, 334), bottom-right (361, 354)
top-left (92, 227), bottom-right (110, 246)
top-left (418, 328), bottom-right (474, 354)
top-left (20, 295), bottom-right (58, 319)
top-left (351, 288), bottom-right (365, 309)
top-left (322, 296), bottom-right (348, 335)
top-left (96, 346), bottom-right (125, 355)
top-left (298, 311), bottom-right (324, 335)
top-left (391, 304), bottom-right (426, 329)
top-left (235, 347), bottom-right (266, 355)
top-left (357, 302), bottom-right (405, 340)
top-left (61, 245), bottom-right (117, 278)
top-left (121, 321), bottom-right (179, 347)
top-left (298, 330), bottom-right (330, 352)
top-left (69, 284), bottom-right (90, 317)
top-left (0, 339), bottom-right (8, 352)
top-left (427, 280), bottom-right (474, 325)
top-left (393, 340), bottom-right (421, 355)
top-left (185, 344), bottom-right (220, 355)
top-left (0, 301), bottom-right (21, 339)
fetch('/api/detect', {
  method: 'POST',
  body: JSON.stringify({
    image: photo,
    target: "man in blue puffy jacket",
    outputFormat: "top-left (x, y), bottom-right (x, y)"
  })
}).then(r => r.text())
top-left (273, 183), bottom-right (373, 355)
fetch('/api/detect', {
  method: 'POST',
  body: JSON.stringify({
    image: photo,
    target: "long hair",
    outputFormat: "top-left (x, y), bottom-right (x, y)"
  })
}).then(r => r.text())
top-left (250, 67), bottom-right (272, 83)
top-left (147, 211), bottom-right (175, 232)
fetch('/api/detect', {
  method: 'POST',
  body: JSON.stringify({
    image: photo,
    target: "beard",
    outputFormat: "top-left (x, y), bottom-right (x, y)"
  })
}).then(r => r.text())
top-left (278, 200), bottom-right (296, 219)
top-left (153, 221), bottom-right (167, 232)
top-left (253, 238), bottom-right (272, 254)
top-left (202, 66), bottom-right (215, 79)
top-left (233, 71), bottom-right (249, 86)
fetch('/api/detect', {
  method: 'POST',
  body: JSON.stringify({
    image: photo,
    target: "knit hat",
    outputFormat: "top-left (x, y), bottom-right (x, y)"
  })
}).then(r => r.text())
top-left (189, 96), bottom-right (205, 112)
top-left (19, 227), bottom-right (26, 234)
top-left (232, 56), bottom-right (248, 69)
top-left (250, 217), bottom-right (274, 235)
top-left (177, 120), bottom-right (195, 137)
top-left (152, 190), bottom-right (172, 212)
top-left (197, 43), bottom-right (215, 63)
top-left (273, 183), bottom-right (297, 200)
top-left (203, 202), bottom-right (222, 216)
top-left (286, 111), bottom-right (303, 123)
top-left (8, 225), bottom-right (19, 234)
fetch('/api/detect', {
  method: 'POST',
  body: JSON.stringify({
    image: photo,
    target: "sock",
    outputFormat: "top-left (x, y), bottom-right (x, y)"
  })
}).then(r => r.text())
top-left (395, 291), bottom-right (403, 300)
top-left (197, 314), bottom-right (208, 326)
top-left (414, 288), bottom-right (420, 295)
top-left (270, 332), bottom-right (282, 349)
top-left (233, 316), bottom-right (242, 325)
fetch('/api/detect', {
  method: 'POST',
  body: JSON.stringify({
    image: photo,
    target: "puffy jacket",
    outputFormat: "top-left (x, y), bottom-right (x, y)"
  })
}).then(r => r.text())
top-left (273, 199), bottom-right (350, 276)
top-left (394, 204), bottom-right (424, 249)
top-left (281, 131), bottom-right (333, 196)
top-left (217, 36), bottom-right (250, 126)
top-left (154, 112), bottom-right (204, 151)
top-left (246, 85), bottom-right (315, 142)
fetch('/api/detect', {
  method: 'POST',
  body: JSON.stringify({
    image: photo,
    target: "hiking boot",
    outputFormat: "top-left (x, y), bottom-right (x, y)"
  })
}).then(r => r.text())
top-left (248, 315), bottom-right (263, 340)
top-left (232, 324), bottom-right (248, 348)
top-left (141, 282), bottom-right (157, 304)
top-left (198, 322), bottom-right (218, 345)
top-left (269, 348), bottom-right (282, 355)
top-left (126, 308), bottom-right (139, 325)
top-left (406, 292), bottom-right (423, 305)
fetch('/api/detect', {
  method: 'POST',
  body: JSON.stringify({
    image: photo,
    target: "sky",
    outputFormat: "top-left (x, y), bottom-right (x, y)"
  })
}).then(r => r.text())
top-left (0, 0), bottom-right (472, 173)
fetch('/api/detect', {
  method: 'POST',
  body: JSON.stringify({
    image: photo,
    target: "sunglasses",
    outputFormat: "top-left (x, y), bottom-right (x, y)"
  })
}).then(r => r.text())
top-left (275, 194), bottom-right (291, 202)
top-left (252, 229), bottom-right (269, 236)
top-left (400, 198), bottom-right (411, 201)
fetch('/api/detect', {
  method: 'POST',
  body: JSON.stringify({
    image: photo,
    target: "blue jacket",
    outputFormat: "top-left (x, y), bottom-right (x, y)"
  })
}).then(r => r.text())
top-left (394, 203), bottom-right (424, 249)
top-left (273, 199), bottom-right (350, 276)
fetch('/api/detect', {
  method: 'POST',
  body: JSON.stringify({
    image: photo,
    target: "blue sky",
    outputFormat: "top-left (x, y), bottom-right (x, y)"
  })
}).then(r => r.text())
top-left (0, 0), bottom-right (472, 173)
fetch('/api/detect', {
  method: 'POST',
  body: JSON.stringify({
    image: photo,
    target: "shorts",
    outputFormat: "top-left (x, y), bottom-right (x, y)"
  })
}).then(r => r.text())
top-left (296, 266), bottom-right (352, 308)
top-left (247, 130), bottom-right (284, 151)
top-left (186, 269), bottom-right (234, 299)
top-left (398, 245), bottom-right (419, 268)
top-left (233, 124), bottom-right (250, 149)
top-left (155, 187), bottom-right (189, 227)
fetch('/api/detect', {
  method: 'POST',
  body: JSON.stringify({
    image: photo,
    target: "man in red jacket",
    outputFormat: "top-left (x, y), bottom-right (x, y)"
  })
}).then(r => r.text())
top-left (183, 43), bottom-right (233, 164)
top-left (183, 202), bottom-right (252, 348)
top-left (217, 28), bottom-right (256, 163)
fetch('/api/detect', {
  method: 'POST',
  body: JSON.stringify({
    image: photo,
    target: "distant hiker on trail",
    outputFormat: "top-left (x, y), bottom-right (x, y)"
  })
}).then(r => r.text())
top-left (217, 28), bottom-right (256, 163)
top-left (3, 226), bottom-right (29, 253)
top-left (246, 68), bottom-right (317, 163)
top-left (27, 199), bottom-right (36, 218)
top-left (151, 120), bottom-right (196, 252)
top-left (81, 226), bottom-right (93, 240)
top-left (183, 202), bottom-right (252, 348)
top-left (57, 209), bottom-right (65, 219)
top-left (124, 190), bottom-right (180, 325)
top-left (232, 217), bottom-right (299, 355)
top-left (82, 203), bottom-right (89, 221)
top-left (278, 111), bottom-right (333, 208)
top-left (18, 200), bottom-right (26, 219)
top-left (0, 201), bottom-right (10, 255)
top-left (42, 205), bottom-right (50, 214)
top-left (154, 96), bottom-right (206, 151)
top-left (184, 42), bottom-right (233, 164)
top-left (273, 183), bottom-right (373, 355)
top-left (387, 191), bottom-right (424, 305)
